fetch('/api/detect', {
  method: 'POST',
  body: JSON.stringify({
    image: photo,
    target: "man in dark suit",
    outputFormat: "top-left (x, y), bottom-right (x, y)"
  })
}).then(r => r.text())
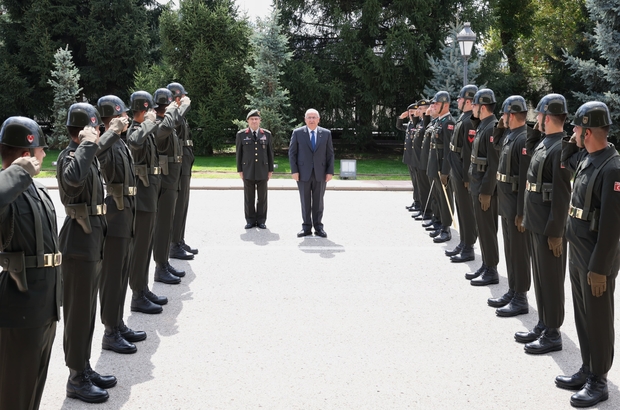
top-left (289, 109), bottom-right (335, 238)
top-left (236, 109), bottom-right (274, 229)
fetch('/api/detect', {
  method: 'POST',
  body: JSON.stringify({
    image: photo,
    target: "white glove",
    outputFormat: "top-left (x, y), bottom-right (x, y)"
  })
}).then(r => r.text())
top-left (109, 117), bottom-right (129, 134)
top-left (78, 126), bottom-right (98, 143)
top-left (12, 156), bottom-right (41, 177)
top-left (180, 96), bottom-right (191, 106)
top-left (145, 109), bottom-right (157, 123)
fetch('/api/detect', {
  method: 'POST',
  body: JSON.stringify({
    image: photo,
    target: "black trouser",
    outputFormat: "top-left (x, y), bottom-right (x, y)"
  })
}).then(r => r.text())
top-left (569, 240), bottom-right (618, 375)
top-left (172, 173), bottom-right (191, 243)
top-left (408, 165), bottom-right (420, 204)
top-left (297, 173), bottom-right (326, 231)
top-left (450, 174), bottom-right (477, 246)
top-left (471, 191), bottom-right (499, 266)
top-left (530, 232), bottom-right (566, 329)
top-left (129, 210), bottom-right (157, 292)
top-left (501, 216), bottom-right (531, 292)
top-left (99, 236), bottom-right (132, 330)
top-left (153, 187), bottom-right (178, 265)
top-left (63, 258), bottom-right (101, 370)
top-left (432, 175), bottom-right (453, 227)
top-left (416, 168), bottom-right (432, 215)
top-left (0, 321), bottom-right (56, 410)
top-left (243, 178), bottom-right (268, 224)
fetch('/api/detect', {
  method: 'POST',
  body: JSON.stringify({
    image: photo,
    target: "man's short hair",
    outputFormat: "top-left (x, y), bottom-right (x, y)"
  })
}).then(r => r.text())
top-left (67, 126), bottom-right (82, 140)
top-left (548, 114), bottom-right (567, 126)
top-left (512, 112), bottom-right (527, 122)
top-left (0, 144), bottom-right (26, 162)
top-left (305, 109), bottom-right (320, 118)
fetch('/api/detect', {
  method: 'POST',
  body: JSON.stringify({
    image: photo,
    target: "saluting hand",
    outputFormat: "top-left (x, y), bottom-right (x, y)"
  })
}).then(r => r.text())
top-left (78, 126), bottom-right (99, 144)
top-left (12, 156), bottom-right (41, 177)
top-left (587, 271), bottom-right (607, 297)
top-left (399, 111), bottom-right (408, 119)
top-left (145, 109), bottom-right (157, 123)
top-left (180, 96), bottom-right (191, 106)
top-left (109, 117), bottom-right (129, 134)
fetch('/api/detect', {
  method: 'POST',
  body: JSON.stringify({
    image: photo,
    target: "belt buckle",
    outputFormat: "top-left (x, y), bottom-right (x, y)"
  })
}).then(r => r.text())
top-left (96, 204), bottom-right (107, 215)
top-left (43, 253), bottom-right (52, 267)
top-left (185, 140), bottom-right (193, 147)
top-left (127, 187), bottom-right (137, 196)
top-left (176, 156), bottom-right (183, 163)
top-left (54, 253), bottom-right (62, 266)
top-left (153, 167), bottom-right (161, 175)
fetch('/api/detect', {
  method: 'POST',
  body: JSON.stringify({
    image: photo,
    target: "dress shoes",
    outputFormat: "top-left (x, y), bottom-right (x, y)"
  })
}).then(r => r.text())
top-left (451, 245), bottom-right (475, 263)
top-left (169, 242), bottom-right (194, 260)
top-left (410, 210), bottom-right (423, 218)
top-left (66, 369), bottom-right (109, 403)
top-left (422, 219), bottom-right (437, 228)
top-left (244, 223), bottom-right (255, 229)
top-left (445, 242), bottom-right (463, 257)
top-left (433, 229), bottom-right (451, 243)
top-left (524, 328), bottom-right (562, 354)
top-left (471, 266), bottom-right (499, 286)
top-left (131, 292), bottom-right (163, 314)
top-left (488, 289), bottom-right (514, 308)
top-left (315, 229), bottom-right (327, 238)
top-left (119, 323), bottom-right (147, 343)
top-left (297, 230), bottom-right (312, 237)
top-left (514, 321), bottom-right (546, 343)
top-left (166, 262), bottom-right (185, 277)
top-left (180, 240), bottom-right (198, 254)
top-left (154, 265), bottom-right (181, 284)
top-left (144, 287), bottom-right (168, 305)
top-left (425, 222), bottom-right (442, 231)
top-left (465, 264), bottom-right (487, 280)
top-left (414, 213), bottom-right (432, 220)
top-left (429, 229), bottom-right (442, 238)
top-left (556, 366), bottom-right (591, 391)
top-left (86, 363), bottom-right (117, 389)
top-left (496, 292), bottom-right (529, 317)
top-left (570, 375), bottom-right (608, 407)
top-left (257, 223), bottom-right (267, 229)
top-left (102, 330), bottom-right (137, 354)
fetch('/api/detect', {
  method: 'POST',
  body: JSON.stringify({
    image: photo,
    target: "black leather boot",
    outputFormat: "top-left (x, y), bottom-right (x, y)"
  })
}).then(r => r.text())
top-left (169, 242), bottom-right (194, 260)
top-left (425, 222), bottom-right (442, 231)
top-left (515, 321), bottom-right (546, 343)
top-left (66, 369), bottom-right (109, 403)
top-left (556, 365), bottom-right (591, 390)
top-left (413, 212), bottom-right (432, 220)
top-left (131, 291), bottom-right (163, 314)
top-left (154, 264), bottom-right (181, 284)
top-left (119, 322), bottom-right (147, 343)
top-left (496, 292), bottom-right (529, 317)
top-left (471, 266), bottom-right (499, 286)
top-left (102, 328), bottom-right (137, 354)
top-left (445, 242), bottom-right (463, 257)
top-left (524, 328), bottom-right (562, 354)
top-left (429, 228), bottom-right (442, 238)
top-left (422, 219), bottom-right (437, 228)
top-left (85, 363), bottom-right (117, 389)
top-left (452, 245), bottom-right (475, 263)
top-left (465, 264), bottom-right (487, 280)
top-left (488, 289), bottom-right (514, 308)
top-left (433, 227), bottom-right (451, 243)
top-left (144, 286), bottom-right (168, 305)
top-left (570, 374), bottom-right (608, 407)
top-left (166, 262), bottom-right (185, 277)
top-left (181, 240), bottom-right (198, 254)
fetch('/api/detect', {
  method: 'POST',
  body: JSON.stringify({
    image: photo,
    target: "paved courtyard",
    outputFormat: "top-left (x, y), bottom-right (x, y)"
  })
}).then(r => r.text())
top-left (38, 187), bottom-right (618, 409)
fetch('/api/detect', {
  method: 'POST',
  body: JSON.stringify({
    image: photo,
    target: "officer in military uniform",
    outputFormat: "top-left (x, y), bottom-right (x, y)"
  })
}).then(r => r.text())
top-left (127, 91), bottom-right (169, 313)
top-left (556, 102), bottom-right (620, 407)
top-left (396, 103), bottom-right (420, 211)
top-left (57, 103), bottom-right (116, 403)
top-left (0, 117), bottom-right (61, 410)
top-left (152, 88), bottom-right (188, 284)
top-left (236, 109), bottom-right (274, 229)
top-left (466, 89), bottom-right (500, 286)
top-left (167, 82), bottom-right (198, 259)
top-left (515, 94), bottom-right (571, 355)
top-left (420, 104), bottom-right (441, 230)
top-left (489, 96), bottom-right (531, 317)
top-left (96, 95), bottom-right (145, 354)
top-left (412, 100), bottom-right (433, 220)
top-left (445, 85), bottom-right (478, 262)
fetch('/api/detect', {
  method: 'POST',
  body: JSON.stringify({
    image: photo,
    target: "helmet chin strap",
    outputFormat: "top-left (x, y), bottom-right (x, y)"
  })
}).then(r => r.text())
top-left (476, 105), bottom-right (482, 118)
top-left (29, 148), bottom-right (35, 157)
top-left (541, 113), bottom-right (547, 133)
top-left (579, 128), bottom-right (586, 147)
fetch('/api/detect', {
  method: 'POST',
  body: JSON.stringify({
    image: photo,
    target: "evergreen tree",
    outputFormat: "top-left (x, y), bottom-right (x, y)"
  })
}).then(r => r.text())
top-left (47, 45), bottom-right (83, 149)
top-left (564, 0), bottom-right (620, 142)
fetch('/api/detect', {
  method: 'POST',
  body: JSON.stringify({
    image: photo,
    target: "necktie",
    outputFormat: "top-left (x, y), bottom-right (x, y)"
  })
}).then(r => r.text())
top-left (253, 131), bottom-right (257, 140)
top-left (311, 130), bottom-right (316, 151)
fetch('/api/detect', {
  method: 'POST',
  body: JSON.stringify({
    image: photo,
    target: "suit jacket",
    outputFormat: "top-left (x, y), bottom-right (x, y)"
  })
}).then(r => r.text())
top-left (236, 127), bottom-right (274, 180)
top-left (289, 126), bottom-right (335, 182)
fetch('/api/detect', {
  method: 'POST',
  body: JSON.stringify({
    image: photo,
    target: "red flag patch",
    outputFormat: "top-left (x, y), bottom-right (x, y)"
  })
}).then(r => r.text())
top-left (468, 130), bottom-right (476, 135)
top-left (27, 134), bottom-right (34, 144)
top-left (447, 124), bottom-right (454, 130)
top-left (490, 136), bottom-right (494, 143)
top-left (522, 148), bottom-right (527, 155)
top-left (614, 182), bottom-right (620, 192)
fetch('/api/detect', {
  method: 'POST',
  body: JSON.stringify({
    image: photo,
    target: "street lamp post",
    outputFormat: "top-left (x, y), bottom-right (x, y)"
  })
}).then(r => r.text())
top-left (457, 22), bottom-right (476, 86)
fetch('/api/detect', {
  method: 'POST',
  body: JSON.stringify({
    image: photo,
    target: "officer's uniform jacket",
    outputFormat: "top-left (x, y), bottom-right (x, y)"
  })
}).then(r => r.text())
top-left (447, 110), bottom-right (475, 183)
top-left (495, 124), bottom-right (531, 220)
top-left (0, 166), bottom-right (61, 328)
top-left (155, 106), bottom-right (183, 191)
top-left (236, 127), bottom-right (274, 180)
top-left (176, 103), bottom-right (194, 176)
top-left (420, 116), bottom-right (435, 175)
top-left (396, 117), bottom-right (417, 166)
top-left (469, 115), bottom-right (499, 196)
top-left (57, 139), bottom-right (107, 261)
top-left (428, 112), bottom-right (455, 178)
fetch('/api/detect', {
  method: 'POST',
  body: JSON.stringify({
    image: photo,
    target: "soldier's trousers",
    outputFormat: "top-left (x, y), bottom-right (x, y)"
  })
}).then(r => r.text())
top-left (432, 175), bottom-right (453, 227)
top-left (408, 165), bottom-right (420, 205)
top-left (416, 168), bottom-right (432, 215)
top-left (63, 258), bottom-right (102, 370)
top-left (99, 236), bottom-right (133, 330)
top-left (501, 216), bottom-right (531, 293)
top-left (530, 232), bottom-right (566, 329)
top-left (243, 178), bottom-right (268, 224)
top-left (153, 187), bottom-right (179, 265)
top-left (471, 191), bottom-right (499, 266)
top-left (0, 321), bottom-right (56, 410)
top-left (568, 239), bottom-right (619, 376)
top-left (129, 211), bottom-right (157, 292)
top-left (172, 173), bottom-right (191, 244)
top-left (450, 174), bottom-right (477, 246)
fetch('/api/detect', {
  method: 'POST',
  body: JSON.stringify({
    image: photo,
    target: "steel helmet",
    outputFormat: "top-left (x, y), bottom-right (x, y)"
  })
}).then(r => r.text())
top-left (0, 116), bottom-right (48, 148)
top-left (66, 103), bottom-right (103, 127)
top-left (535, 93), bottom-right (567, 115)
top-left (571, 101), bottom-right (612, 128)
top-left (473, 89), bottom-right (496, 105)
top-left (97, 95), bottom-right (129, 118)
top-left (153, 88), bottom-right (174, 108)
top-left (130, 91), bottom-right (154, 111)
top-left (501, 95), bottom-right (528, 113)
top-left (167, 82), bottom-right (188, 97)
top-left (458, 85), bottom-right (478, 100)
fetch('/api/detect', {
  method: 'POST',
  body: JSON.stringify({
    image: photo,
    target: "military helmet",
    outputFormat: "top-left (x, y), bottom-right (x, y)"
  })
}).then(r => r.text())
top-left (458, 85), bottom-right (478, 100)
top-left (571, 101), bottom-right (612, 128)
top-left (167, 82), bottom-right (188, 97)
top-left (66, 103), bottom-right (103, 127)
top-left (0, 116), bottom-right (48, 148)
top-left (153, 88), bottom-right (174, 108)
top-left (535, 93), bottom-right (567, 115)
top-left (473, 89), bottom-right (496, 105)
top-left (432, 91), bottom-right (450, 104)
top-left (501, 95), bottom-right (528, 114)
top-left (97, 95), bottom-right (129, 118)
top-left (130, 91), bottom-right (154, 111)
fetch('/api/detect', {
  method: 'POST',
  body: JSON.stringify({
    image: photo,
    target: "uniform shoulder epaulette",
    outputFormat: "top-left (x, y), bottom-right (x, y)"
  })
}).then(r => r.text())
top-left (261, 128), bottom-right (271, 134)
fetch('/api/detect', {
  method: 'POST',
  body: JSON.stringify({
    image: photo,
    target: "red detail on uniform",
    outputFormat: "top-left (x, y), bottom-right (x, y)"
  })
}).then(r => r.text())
top-left (468, 130), bottom-right (476, 135)
top-left (561, 163), bottom-right (565, 168)
top-left (522, 148), bottom-right (527, 155)
top-left (90, 117), bottom-right (96, 124)
top-left (490, 136), bottom-right (494, 142)
top-left (144, 102), bottom-right (148, 107)
top-left (245, 128), bottom-right (250, 133)
top-left (614, 182), bottom-right (620, 192)
top-left (447, 124), bottom-right (454, 130)
top-left (115, 105), bottom-right (121, 111)
top-left (468, 135), bottom-right (474, 143)
top-left (27, 134), bottom-right (34, 143)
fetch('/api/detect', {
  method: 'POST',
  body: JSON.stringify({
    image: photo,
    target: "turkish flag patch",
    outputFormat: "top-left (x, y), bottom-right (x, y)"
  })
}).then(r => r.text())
top-left (115, 105), bottom-right (121, 112)
top-left (144, 102), bottom-right (148, 108)
top-left (614, 182), bottom-right (620, 192)
top-left (447, 124), bottom-right (454, 130)
top-left (522, 148), bottom-right (527, 155)
top-left (27, 134), bottom-right (34, 144)
top-left (490, 136), bottom-right (494, 143)
top-left (90, 117), bottom-right (96, 124)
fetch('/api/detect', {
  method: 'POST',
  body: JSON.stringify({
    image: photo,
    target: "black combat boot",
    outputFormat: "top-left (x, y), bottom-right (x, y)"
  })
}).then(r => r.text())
top-left (169, 242), bottom-right (194, 260)
top-left (496, 292), bottom-right (529, 317)
top-left (488, 289), bottom-right (515, 308)
top-left (465, 264), bottom-right (487, 280)
top-left (524, 328), bottom-right (562, 354)
top-left (66, 369), bottom-right (109, 403)
top-left (144, 286), bottom-right (168, 305)
top-left (556, 365), bottom-right (591, 390)
top-left (118, 321), bottom-right (147, 343)
top-left (451, 244), bottom-right (475, 263)
top-left (514, 320), bottom-right (546, 343)
top-left (570, 374), bottom-right (608, 407)
top-left (131, 290), bottom-right (163, 314)
top-left (102, 328), bottom-right (137, 354)
top-left (154, 264), bottom-right (181, 284)
top-left (85, 362), bottom-right (117, 389)
top-left (180, 240), bottom-right (198, 254)
top-left (470, 266), bottom-right (499, 286)
top-left (445, 242), bottom-right (463, 257)
top-left (166, 262), bottom-right (185, 277)
top-left (433, 227), bottom-right (451, 243)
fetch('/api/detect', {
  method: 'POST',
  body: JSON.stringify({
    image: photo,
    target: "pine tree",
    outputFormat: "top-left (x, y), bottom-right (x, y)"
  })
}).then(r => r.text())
top-left (47, 45), bottom-right (82, 149)
top-left (564, 0), bottom-right (620, 141)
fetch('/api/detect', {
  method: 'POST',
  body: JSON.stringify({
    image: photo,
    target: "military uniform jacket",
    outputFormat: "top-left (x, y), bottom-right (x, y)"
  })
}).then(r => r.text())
top-left (0, 166), bottom-right (61, 328)
top-left (127, 119), bottom-right (163, 213)
top-left (495, 125), bottom-right (530, 219)
top-left (565, 144), bottom-right (620, 275)
top-left (523, 131), bottom-right (571, 237)
top-left (155, 108), bottom-right (183, 191)
top-left (97, 130), bottom-right (136, 238)
top-left (177, 104), bottom-right (194, 176)
top-left (236, 128), bottom-right (274, 180)
top-left (419, 116), bottom-right (434, 172)
top-left (469, 115), bottom-right (499, 196)
top-left (428, 113), bottom-right (455, 177)
top-left (447, 111), bottom-right (474, 183)
top-left (396, 117), bottom-right (417, 166)
top-left (57, 139), bottom-right (107, 261)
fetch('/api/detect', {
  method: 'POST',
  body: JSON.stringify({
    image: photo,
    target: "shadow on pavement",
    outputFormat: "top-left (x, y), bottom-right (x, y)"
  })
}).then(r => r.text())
top-left (298, 237), bottom-right (345, 259)
top-left (239, 228), bottom-right (281, 246)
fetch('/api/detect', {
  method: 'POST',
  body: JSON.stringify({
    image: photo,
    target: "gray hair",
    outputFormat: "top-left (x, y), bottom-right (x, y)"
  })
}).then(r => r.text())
top-left (305, 109), bottom-right (320, 118)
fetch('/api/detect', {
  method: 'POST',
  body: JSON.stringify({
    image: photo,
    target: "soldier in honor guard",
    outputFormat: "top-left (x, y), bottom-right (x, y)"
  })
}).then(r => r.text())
top-left (167, 82), bottom-right (198, 259)
top-left (557, 102), bottom-right (620, 407)
top-left (236, 109), bottom-right (274, 229)
top-left (127, 91), bottom-right (169, 313)
top-left (420, 103), bottom-right (441, 231)
top-left (95, 95), bottom-right (145, 354)
top-left (515, 94), bottom-right (571, 354)
top-left (396, 103), bottom-right (420, 211)
top-left (445, 85), bottom-right (478, 262)
top-left (412, 100), bottom-right (432, 220)
top-left (152, 88), bottom-right (189, 284)
top-left (466, 89), bottom-right (500, 286)
top-left (0, 117), bottom-right (61, 410)
top-left (488, 96), bottom-right (532, 317)
top-left (57, 103), bottom-right (116, 403)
